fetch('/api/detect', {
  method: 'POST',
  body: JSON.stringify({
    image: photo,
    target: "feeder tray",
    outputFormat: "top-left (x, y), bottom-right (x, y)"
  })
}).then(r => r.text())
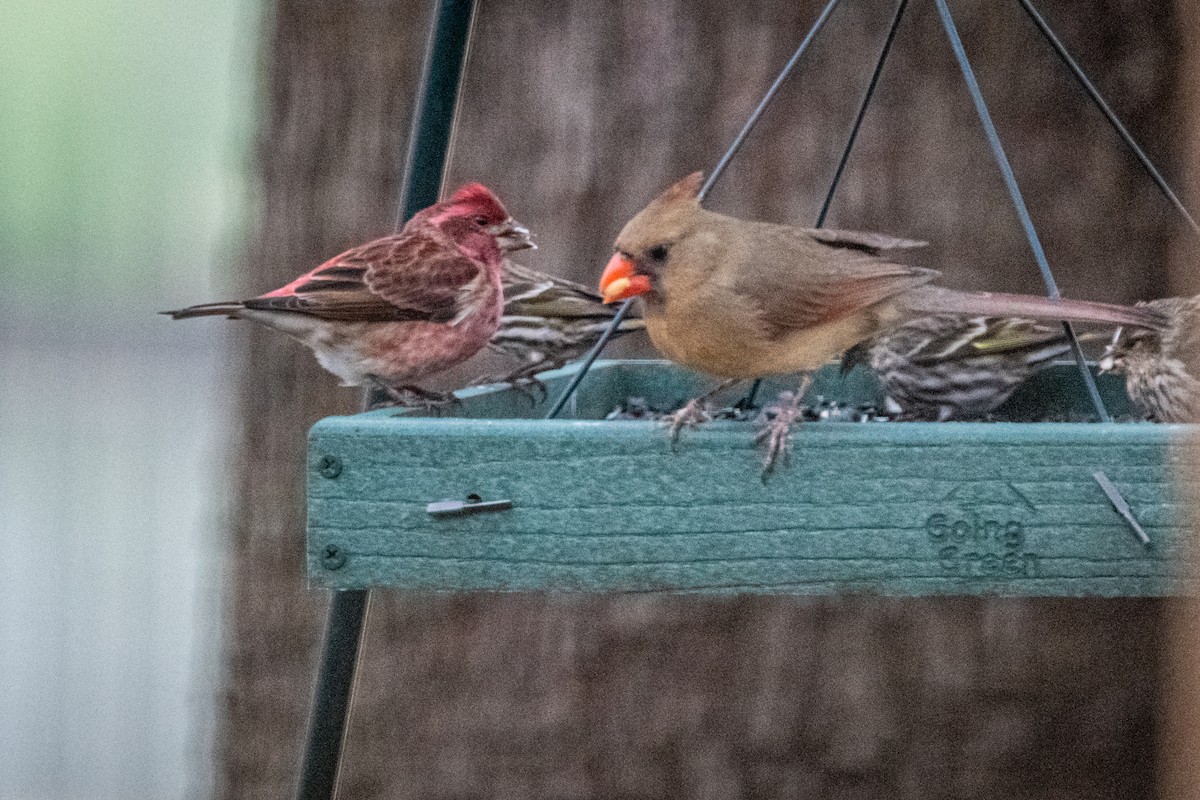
top-left (307, 359), bottom-right (1190, 597)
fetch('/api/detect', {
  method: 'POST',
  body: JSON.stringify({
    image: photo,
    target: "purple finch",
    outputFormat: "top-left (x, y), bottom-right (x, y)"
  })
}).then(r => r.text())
top-left (164, 183), bottom-right (532, 402)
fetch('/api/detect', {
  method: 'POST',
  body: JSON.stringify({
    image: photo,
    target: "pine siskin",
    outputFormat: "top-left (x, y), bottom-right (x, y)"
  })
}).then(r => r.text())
top-left (1099, 296), bottom-right (1200, 423)
top-left (846, 315), bottom-right (1086, 421)
top-left (481, 260), bottom-right (646, 384)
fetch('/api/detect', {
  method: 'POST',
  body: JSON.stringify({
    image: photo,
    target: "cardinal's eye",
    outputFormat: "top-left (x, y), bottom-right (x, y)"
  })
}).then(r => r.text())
top-left (647, 244), bottom-right (669, 261)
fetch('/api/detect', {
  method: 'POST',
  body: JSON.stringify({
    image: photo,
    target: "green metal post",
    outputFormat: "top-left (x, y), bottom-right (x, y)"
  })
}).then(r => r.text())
top-left (398, 0), bottom-right (477, 222)
top-left (296, 2), bottom-right (476, 798)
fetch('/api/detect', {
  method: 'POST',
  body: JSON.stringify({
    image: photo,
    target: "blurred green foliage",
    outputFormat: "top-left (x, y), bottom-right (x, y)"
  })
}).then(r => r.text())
top-left (0, 0), bottom-right (258, 306)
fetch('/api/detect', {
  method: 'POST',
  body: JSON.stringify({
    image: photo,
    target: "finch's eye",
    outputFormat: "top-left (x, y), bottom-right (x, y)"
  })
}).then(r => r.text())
top-left (647, 244), bottom-right (669, 262)
top-left (474, 215), bottom-right (489, 226)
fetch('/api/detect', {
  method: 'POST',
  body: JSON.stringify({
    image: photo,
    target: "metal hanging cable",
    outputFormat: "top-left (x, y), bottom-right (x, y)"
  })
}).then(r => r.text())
top-left (544, 298), bottom-right (634, 419)
top-left (699, 0), bottom-right (843, 201)
top-left (935, 0), bottom-right (1109, 422)
top-left (743, 0), bottom-right (910, 410)
top-left (545, 0), bottom-right (844, 420)
top-left (816, 0), bottom-right (909, 228)
top-left (1016, 0), bottom-right (1200, 238)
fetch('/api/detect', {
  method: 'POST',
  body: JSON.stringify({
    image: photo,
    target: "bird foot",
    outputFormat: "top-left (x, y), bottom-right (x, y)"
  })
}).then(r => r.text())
top-left (665, 397), bottom-right (714, 451)
top-left (400, 385), bottom-right (461, 414)
top-left (510, 376), bottom-right (549, 404)
top-left (470, 372), bottom-right (506, 387)
top-left (471, 369), bottom-right (549, 404)
top-left (755, 375), bottom-right (812, 481)
top-left (755, 392), bottom-right (803, 480)
top-left (368, 381), bottom-right (460, 413)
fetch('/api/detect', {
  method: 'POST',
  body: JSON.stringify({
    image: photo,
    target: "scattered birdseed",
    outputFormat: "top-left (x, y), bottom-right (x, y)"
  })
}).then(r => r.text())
top-left (605, 396), bottom-right (888, 423)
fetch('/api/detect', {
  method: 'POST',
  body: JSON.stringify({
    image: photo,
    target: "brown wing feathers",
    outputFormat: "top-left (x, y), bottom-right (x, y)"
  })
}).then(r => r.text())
top-left (165, 228), bottom-right (482, 324)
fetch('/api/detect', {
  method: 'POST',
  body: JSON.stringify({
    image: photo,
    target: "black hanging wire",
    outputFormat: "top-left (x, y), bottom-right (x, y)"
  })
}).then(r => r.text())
top-left (935, 0), bottom-right (1109, 421)
top-left (742, 0), bottom-right (910, 410)
top-left (543, 298), bottom-right (633, 419)
top-left (815, 0), bottom-right (909, 227)
top-left (1009, 0), bottom-right (1162, 541)
top-left (544, 0), bottom-right (843, 420)
top-left (549, 0), bottom-right (1186, 425)
top-left (395, 0), bottom-right (479, 228)
top-left (698, 0), bottom-right (844, 201)
top-left (1017, 0), bottom-right (1200, 238)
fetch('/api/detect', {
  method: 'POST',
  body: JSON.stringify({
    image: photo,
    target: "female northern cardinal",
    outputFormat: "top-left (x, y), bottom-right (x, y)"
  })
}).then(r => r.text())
top-left (164, 183), bottom-right (532, 403)
top-left (846, 315), bottom-right (1090, 421)
top-left (600, 172), bottom-right (1166, 472)
top-left (1099, 296), bottom-right (1200, 422)
top-left (479, 260), bottom-right (646, 386)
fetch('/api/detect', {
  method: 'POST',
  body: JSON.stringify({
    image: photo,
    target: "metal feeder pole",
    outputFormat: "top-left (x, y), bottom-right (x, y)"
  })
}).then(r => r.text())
top-left (296, 2), bottom-right (476, 798)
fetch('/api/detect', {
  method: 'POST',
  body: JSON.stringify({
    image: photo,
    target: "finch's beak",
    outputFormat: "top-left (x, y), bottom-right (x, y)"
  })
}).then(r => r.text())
top-left (489, 218), bottom-right (536, 252)
top-left (1097, 328), bottom-right (1123, 373)
top-left (600, 253), bottom-right (652, 304)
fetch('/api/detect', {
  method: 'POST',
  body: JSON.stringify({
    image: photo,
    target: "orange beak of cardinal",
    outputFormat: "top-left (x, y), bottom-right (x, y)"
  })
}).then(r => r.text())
top-left (599, 253), bottom-right (653, 304)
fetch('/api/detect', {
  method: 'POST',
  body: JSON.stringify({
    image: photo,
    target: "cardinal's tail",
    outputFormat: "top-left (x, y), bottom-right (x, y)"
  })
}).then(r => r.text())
top-left (909, 288), bottom-right (1168, 331)
top-left (160, 301), bottom-right (245, 320)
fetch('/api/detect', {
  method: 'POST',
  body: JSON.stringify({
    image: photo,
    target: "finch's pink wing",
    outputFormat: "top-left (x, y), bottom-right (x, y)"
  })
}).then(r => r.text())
top-left (363, 229), bottom-right (485, 324)
top-left (244, 229), bottom-right (480, 323)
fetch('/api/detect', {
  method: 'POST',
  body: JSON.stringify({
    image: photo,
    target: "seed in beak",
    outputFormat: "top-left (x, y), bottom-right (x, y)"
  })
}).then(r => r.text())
top-left (490, 218), bottom-right (536, 252)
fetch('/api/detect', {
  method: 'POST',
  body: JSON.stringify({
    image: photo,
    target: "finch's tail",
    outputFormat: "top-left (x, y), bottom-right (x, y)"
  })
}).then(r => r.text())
top-left (160, 301), bottom-right (245, 320)
top-left (909, 288), bottom-right (1169, 331)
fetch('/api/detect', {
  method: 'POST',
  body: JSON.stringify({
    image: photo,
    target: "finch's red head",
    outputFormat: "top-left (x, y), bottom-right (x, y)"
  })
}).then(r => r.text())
top-left (446, 183), bottom-right (508, 222)
top-left (433, 182), bottom-right (535, 253)
top-left (600, 253), bottom-right (653, 303)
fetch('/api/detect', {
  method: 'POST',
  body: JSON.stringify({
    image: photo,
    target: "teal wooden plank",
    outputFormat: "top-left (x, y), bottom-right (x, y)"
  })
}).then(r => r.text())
top-left (307, 363), bottom-right (1192, 595)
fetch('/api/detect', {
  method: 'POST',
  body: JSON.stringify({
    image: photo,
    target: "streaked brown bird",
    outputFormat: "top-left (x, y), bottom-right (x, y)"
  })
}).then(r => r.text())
top-left (1099, 296), bottom-right (1200, 423)
top-left (600, 172), bottom-right (1168, 473)
top-left (845, 315), bottom-right (1082, 421)
top-left (479, 260), bottom-right (646, 385)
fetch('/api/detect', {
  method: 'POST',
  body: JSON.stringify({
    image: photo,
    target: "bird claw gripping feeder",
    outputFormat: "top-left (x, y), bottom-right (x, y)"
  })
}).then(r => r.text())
top-left (299, 1), bottom-right (1196, 797)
